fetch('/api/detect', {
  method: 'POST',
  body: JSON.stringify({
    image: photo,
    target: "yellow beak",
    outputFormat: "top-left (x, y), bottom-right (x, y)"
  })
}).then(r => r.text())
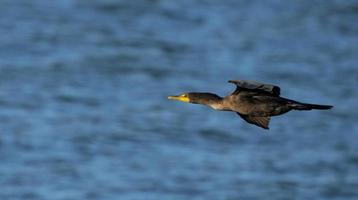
top-left (168, 95), bottom-right (190, 103)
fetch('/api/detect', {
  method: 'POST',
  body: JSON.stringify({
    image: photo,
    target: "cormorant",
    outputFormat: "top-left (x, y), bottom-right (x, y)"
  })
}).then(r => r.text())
top-left (168, 80), bottom-right (333, 129)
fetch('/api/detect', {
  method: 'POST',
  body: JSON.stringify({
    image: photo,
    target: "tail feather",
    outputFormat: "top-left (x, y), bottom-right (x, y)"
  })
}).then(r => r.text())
top-left (291, 103), bottom-right (333, 110)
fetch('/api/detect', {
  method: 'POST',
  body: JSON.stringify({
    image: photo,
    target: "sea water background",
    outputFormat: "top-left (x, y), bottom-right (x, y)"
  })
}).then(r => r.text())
top-left (0, 0), bottom-right (357, 199)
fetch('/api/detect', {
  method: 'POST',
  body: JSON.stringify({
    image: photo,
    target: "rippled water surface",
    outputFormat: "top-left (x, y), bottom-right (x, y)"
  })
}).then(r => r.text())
top-left (0, 0), bottom-right (357, 199)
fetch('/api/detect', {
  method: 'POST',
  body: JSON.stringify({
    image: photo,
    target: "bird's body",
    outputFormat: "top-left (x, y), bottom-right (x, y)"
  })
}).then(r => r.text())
top-left (214, 94), bottom-right (292, 115)
top-left (168, 80), bottom-right (333, 129)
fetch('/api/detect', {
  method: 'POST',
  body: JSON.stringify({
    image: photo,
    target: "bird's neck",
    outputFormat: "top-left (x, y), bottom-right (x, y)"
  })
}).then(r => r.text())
top-left (190, 92), bottom-right (227, 110)
top-left (208, 101), bottom-right (226, 110)
top-left (202, 95), bottom-right (226, 110)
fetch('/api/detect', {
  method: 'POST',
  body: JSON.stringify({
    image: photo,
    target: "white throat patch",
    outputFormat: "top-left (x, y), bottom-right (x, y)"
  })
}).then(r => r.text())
top-left (210, 104), bottom-right (224, 110)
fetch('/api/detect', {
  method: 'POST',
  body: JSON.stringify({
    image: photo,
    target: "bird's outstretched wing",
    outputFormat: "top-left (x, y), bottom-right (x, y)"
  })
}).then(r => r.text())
top-left (228, 80), bottom-right (281, 96)
top-left (237, 113), bottom-right (270, 129)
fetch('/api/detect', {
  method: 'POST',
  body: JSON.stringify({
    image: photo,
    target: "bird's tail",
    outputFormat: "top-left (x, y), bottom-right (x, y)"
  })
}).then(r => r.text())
top-left (290, 102), bottom-right (333, 110)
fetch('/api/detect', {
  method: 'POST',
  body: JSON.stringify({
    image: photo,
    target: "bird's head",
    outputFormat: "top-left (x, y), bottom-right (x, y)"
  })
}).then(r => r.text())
top-left (168, 92), bottom-right (222, 105)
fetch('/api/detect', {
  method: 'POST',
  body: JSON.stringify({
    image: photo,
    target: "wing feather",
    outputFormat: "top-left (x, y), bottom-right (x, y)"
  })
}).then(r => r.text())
top-left (237, 113), bottom-right (271, 129)
top-left (229, 80), bottom-right (281, 96)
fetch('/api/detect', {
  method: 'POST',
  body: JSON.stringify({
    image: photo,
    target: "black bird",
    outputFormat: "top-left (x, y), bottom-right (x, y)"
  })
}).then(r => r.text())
top-left (168, 80), bottom-right (333, 129)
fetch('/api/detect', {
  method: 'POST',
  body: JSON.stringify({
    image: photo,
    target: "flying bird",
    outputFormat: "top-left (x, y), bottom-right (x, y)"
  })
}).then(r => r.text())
top-left (168, 80), bottom-right (333, 129)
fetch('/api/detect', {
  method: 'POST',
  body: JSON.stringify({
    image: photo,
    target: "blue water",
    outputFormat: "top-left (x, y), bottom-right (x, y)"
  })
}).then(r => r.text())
top-left (0, 0), bottom-right (357, 199)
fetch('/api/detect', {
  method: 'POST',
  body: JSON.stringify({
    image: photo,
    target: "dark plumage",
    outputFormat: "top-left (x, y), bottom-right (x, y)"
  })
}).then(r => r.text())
top-left (168, 80), bottom-right (333, 130)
